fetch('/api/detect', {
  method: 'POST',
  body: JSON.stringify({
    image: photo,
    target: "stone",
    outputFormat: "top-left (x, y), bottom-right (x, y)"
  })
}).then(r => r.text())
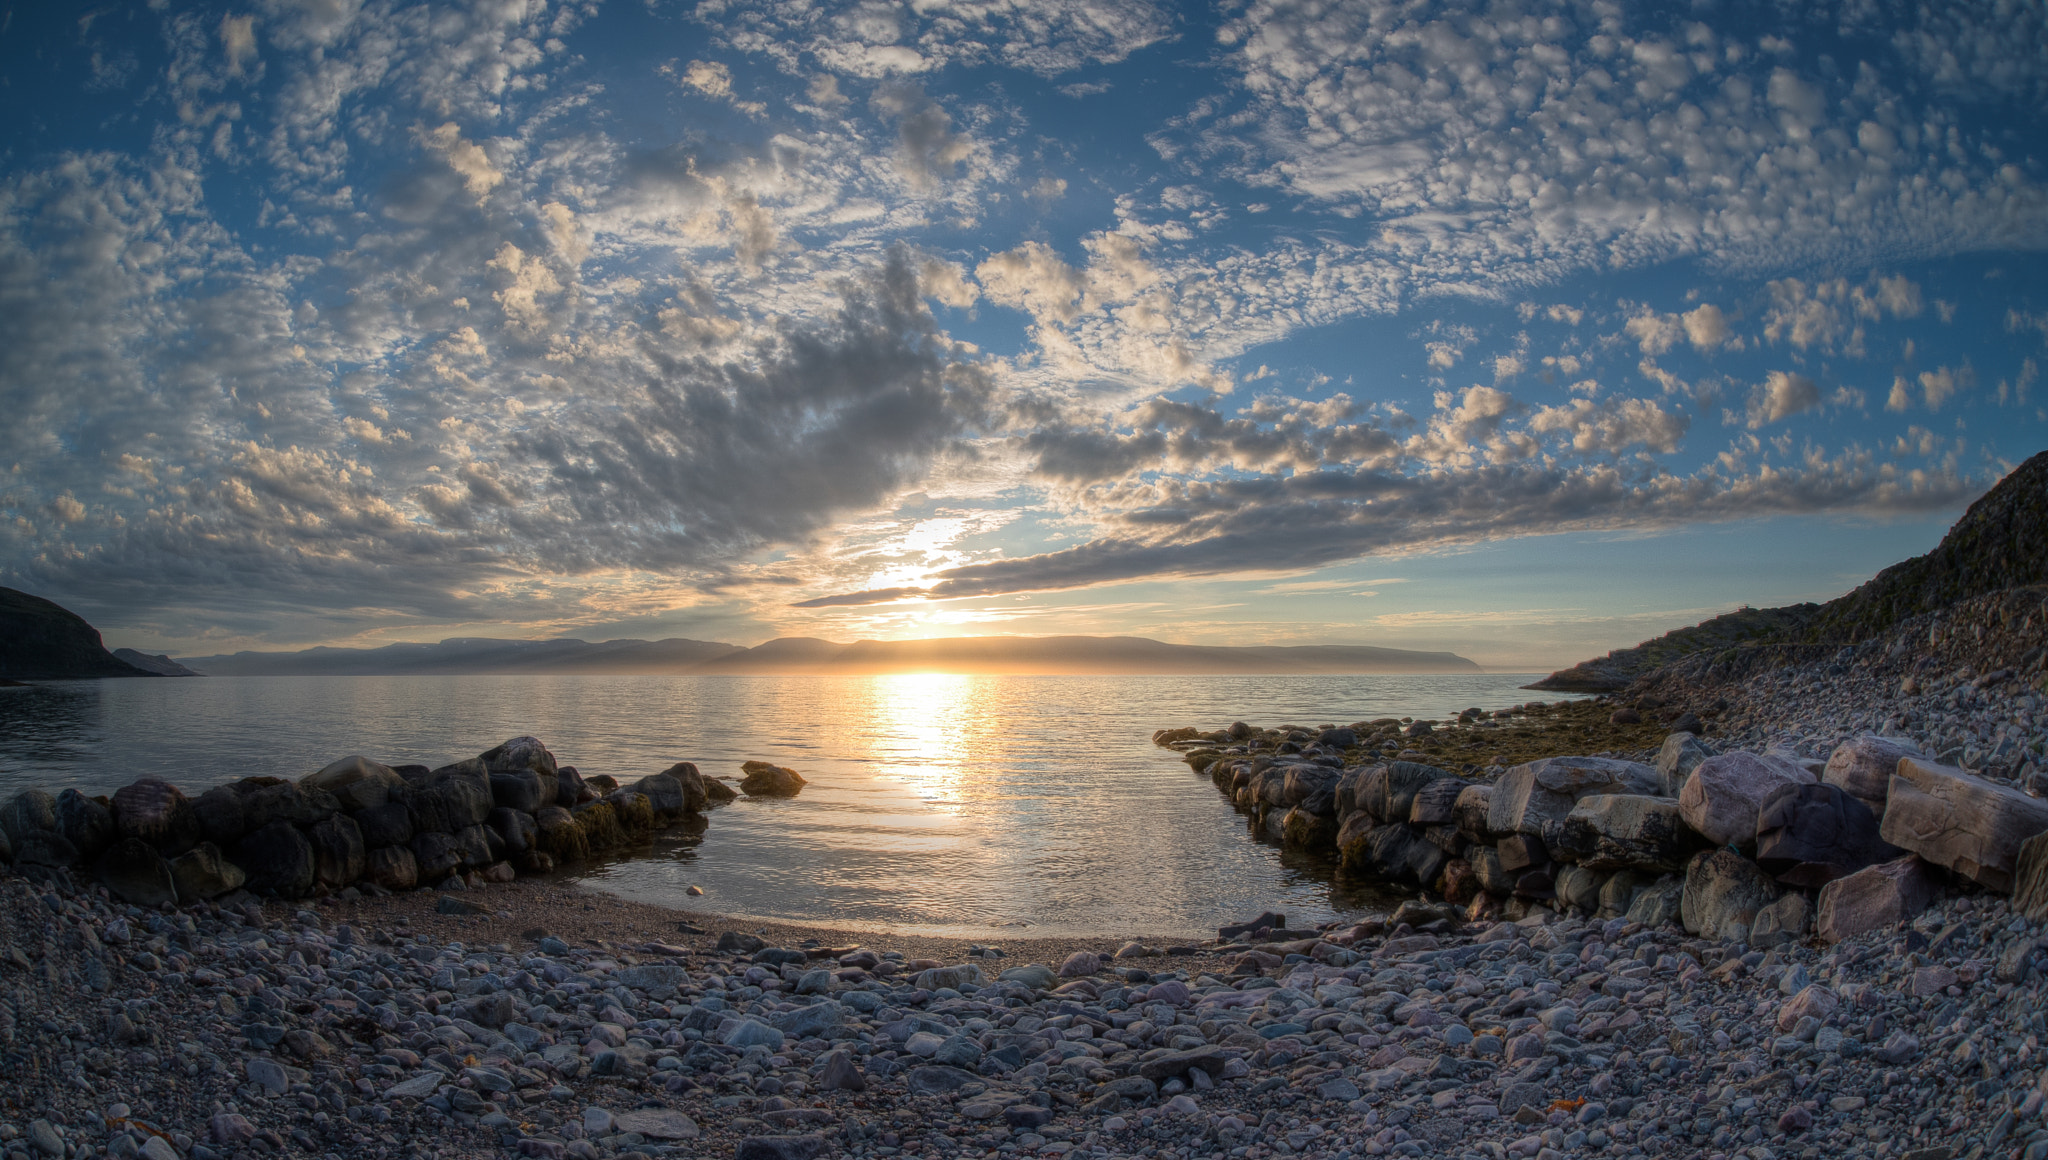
top-left (364, 845), bottom-right (418, 890)
top-left (489, 769), bottom-right (548, 814)
top-left (616, 964), bottom-right (686, 998)
top-left (724, 1020), bottom-right (785, 1050)
top-left (430, 771), bottom-right (494, 830)
top-left (112, 779), bottom-right (202, 855)
top-left (1554, 864), bottom-right (1605, 913)
top-left (411, 831), bottom-right (463, 880)
top-left (353, 801), bottom-right (413, 848)
top-left (1059, 951), bottom-right (1100, 977)
top-left (1497, 833), bottom-right (1546, 872)
top-left (1280, 806), bottom-right (1336, 848)
top-left (571, 800), bottom-right (624, 851)
top-left (0, 789), bottom-right (57, 846)
top-left (1357, 761), bottom-right (1456, 822)
top-left (816, 1049), bottom-right (866, 1092)
top-left (1626, 877), bottom-right (1685, 926)
top-left (613, 1110), bottom-right (699, 1140)
top-left (301, 756), bottom-right (399, 812)
top-left (191, 787), bottom-right (248, 845)
top-left (1815, 854), bottom-right (1936, 942)
top-left (237, 779), bottom-right (336, 831)
top-left (452, 822), bottom-right (499, 867)
top-left (1880, 756), bottom-right (2048, 891)
top-left (232, 820), bottom-right (316, 897)
top-left (436, 895), bottom-right (488, 916)
top-left (170, 841), bottom-right (247, 902)
top-left (208, 1114), bottom-right (256, 1145)
top-left (245, 1057), bottom-right (289, 1096)
top-left (307, 812), bottom-right (366, 891)
top-left (1755, 782), bottom-right (1899, 888)
top-left (2013, 830), bottom-right (2048, 922)
top-left (739, 761), bottom-right (807, 797)
top-left (1557, 794), bottom-right (1700, 871)
top-left (1678, 751), bottom-right (1814, 848)
top-left (735, 1137), bottom-right (823, 1160)
top-left (1776, 984), bottom-right (1838, 1031)
top-left (1656, 733), bottom-right (1715, 797)
top-left (53, 789), bottom-right (115, 861)
top-left (1750, 892), bottom-right (1812, 948)
top-left (605, 789), bottom-right (655, 834)
top-left (94, 837), bottom-right (178, 907)
top-left (1680, 848), bottom-right (1781, 940)
top-left (1824, 734), bottom-right (1925, 812)
top-left (1488, 757), bottom-right (1662, 847)
top-left (10, 828), bottom-right (77, 867)
top-left (27, 1121), bottom-right (62, 1158)
top-left (630, 772), bottom-right (691, 821)
top-left (904, 1065), bottom-right (979, 1094)
top-left (1139, 1047), bottom-right (1227, 1081)
top-left (534, 806), bottom-right (588, 863)
top-left (1452, 784), bottom-right (1498, 843)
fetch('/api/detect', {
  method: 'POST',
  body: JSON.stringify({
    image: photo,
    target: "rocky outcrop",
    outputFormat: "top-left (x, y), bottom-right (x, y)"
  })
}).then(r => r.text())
top-left (111, 648), bottom-right (202, 676)
top-left (0, 587), bottom-right (156, 679)
top-left (739, 761), bottom-right (808, 797)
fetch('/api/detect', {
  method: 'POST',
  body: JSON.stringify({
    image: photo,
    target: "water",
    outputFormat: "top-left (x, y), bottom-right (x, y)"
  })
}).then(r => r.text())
top-left (0, 672), bottom-right (1569, 938)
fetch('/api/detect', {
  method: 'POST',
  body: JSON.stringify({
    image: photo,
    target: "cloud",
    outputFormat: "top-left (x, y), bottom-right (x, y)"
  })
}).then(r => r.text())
top-left (422, 122), bottom-right (504, 203)
top-left (1745, 371), bottom-right (1822, 428)
top-left (703, 0), bottom-right (1175, 79)
top-left (871, 83), bottom-right (980, 190)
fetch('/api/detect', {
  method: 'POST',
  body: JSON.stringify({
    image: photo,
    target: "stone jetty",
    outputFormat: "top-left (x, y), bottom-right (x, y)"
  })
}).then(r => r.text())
top-left (0, 738), bottom-right (755, 908)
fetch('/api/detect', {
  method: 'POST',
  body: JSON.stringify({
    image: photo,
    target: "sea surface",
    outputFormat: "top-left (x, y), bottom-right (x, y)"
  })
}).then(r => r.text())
top-left (0, 673), bottom-right (1575, 938)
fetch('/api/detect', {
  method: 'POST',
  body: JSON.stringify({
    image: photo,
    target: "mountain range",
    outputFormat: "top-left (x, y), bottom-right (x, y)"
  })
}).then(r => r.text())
top-left (176, 634), bottom-right (1481, 676)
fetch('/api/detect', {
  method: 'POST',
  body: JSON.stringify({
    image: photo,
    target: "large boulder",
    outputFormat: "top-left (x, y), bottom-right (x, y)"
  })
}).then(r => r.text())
top-left (1356, 822), bottom-right (1448, 886)
top-left (364, 845), bottom-right (419, 891)
top-left (535, 806), bottom-right (588, 863)
top-left (1408, 776), bottom-right (1471, 826)
top-left (487, 807), bottom-right (537, 855)
top-left (1556, 794), bottom-right (1702, 871)
top-left (411, 831), bottom-right (463, 880)
top-left (1452, 784), bottom-right (1498, 843)
top-left (481, 736), bottom-right (559, 807)
top-left (607, 789), bottom-right (656, 834)
top-left (556, 766), bottom-right (591, 807)
top-left (1677, 751), bottom-right (1813, 848)
top-left (94, 838), bottom-right (178, 907)
top-left (354, 802), bottom-right (414, 848)
top-left (170, 842), bottom-right (247, 902)
top-left (1824, 734), bottom-right (1925, 813)
top-left (1280, 807), bottom-right (1337, 849)
top-left (111, 779), bottom-right (202, 855)
top-left (1358, 762), bottom-right (1455, 823)
top-left (1815, 854), bottom-right (1936, 942)
top-left (1487, 757), bottom-right (1662, 848)
top-left (651, 764), bottom-right (711, 814)
top-left (192, 786), bottom-right (248, 845)
top-left (1754, 783), bottom-right (1898, 888)
top-left (2011, 831), bottom-right (2048, 922)
top-left (431, 772), bottom-right (494, 830)
top-left (1680, 849), bottom-right (1782, 941)
top-left (53, 789), bottom-right (115, 861)
top-left (1334, 812), bottom-right (1375, 870)
top-left (0, 789), bottom-right (57, 844)
top-left (11, 829), bottom-right (78, 867)
top-left (632, 772), bottom-right (691, 821)
top-left (1282, 765), bottom-right (1342, 812)
top-left (452, 823), bottom-right (500, 868)
top-left (234, 820), bottom-right (317, 898)
top-left (488, 769), bottom-right (549, 813)
top-left (301, 756), bottom-right (400, 812)
top-left (239, 779), bottom-right (337, 831)
top-left (1626, 877), bottom-right (1685, 927)
top-left (572, 800), bottom-right (625, 850)
top-left (307, 813), bottom-right (367, 891)
top-left (392, 781), bottom-right (451, 835)
top-left (1880, 756), bottom-right (2048, 891)
top-left (1654, 733), bottom-right (1715, 798)
top-left (740, 761), bottom-right (807, 797)
top-left (1554, 864), bottom-right (1605, 913)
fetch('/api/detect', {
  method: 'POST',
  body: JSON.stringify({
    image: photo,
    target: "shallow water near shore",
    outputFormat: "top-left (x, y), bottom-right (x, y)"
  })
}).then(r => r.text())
top-left (0, 672), bottom-right (1570, 937)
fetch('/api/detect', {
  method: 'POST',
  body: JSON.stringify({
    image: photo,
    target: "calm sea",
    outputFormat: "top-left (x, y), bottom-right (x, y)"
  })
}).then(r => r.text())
top-left (0, 673), bottom-right (1570, 939)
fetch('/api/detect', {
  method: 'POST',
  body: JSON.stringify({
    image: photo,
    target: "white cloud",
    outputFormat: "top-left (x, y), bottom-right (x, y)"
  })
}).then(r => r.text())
top-left (1746, 371), bottom-right (1822, 428)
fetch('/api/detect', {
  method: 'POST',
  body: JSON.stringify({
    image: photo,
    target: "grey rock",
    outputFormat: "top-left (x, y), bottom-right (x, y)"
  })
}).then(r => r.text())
top-left (904, 1065), bottom-right (980, 1094)
top-left (816, 1049), bottom-right (866, 1092)
top-left (306, 812), bottom-right (366, 891)
top-left (169, 842), bottom-right (247, 903)
top-left (1680, 849), bottom-right (1781, 940)
top-left (1824, 734), bottom-right (1924, 812)
top-left (233, 819), bottom-right (316, 898)
top-left (246, 1057), bottom-right (289, 1096)
top-left (27, 1120), bottom-right (62, 1158)
top-left (301, 756), bottom-right (399, 812)
top-left (1488, 757), bottom-right (1662, 848)
top-left (1881, 756), bottom-right (2048, 891)
top-left (53, 789), bottom-right (115, 860)
top-left (734, 1137), bottom-right (823, 1160)
top-left (0, 790), bottom-right (57, 844)
top-left (1678, 751), bottom-right (1813, 848)
top-left (1654, 733), bottom-right (1714, 798)
top-left (1756, 782), bottom-right (1897, 888)
top-left (94, 837), bottom-right (178, 908)
top-left (1557, 794), bottom-right (1700, 872)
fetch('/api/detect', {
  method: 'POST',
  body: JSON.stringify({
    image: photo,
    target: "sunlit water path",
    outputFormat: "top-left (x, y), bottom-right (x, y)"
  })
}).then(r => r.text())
top-left (0, 673), bottom-right (1572, 937)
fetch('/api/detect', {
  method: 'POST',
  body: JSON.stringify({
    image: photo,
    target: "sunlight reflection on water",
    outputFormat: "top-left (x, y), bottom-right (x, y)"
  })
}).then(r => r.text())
top-left (0, 671), bottom-right (1569, 936)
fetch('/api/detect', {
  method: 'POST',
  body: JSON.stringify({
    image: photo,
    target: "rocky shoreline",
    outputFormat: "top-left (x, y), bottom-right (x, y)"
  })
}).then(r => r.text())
top-left (4, 674), bottom-right (2048, 1160)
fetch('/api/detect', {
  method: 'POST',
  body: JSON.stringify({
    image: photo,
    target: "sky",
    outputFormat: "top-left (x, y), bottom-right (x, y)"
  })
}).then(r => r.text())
top-left (1, 0), bottom-right (2045, 670)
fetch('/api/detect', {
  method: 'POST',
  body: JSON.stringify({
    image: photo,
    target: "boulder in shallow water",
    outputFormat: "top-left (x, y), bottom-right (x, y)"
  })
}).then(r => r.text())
top-left (301, 756), bottom-right (400, 812)
top-left (54, 789), bottom-right (114, 861)
top-left (480, 735), bottom-right (558, 804)
top-left (235, 819), bottom-right (316, 898)
top-left (170, 841), bottom-right (247, 902)
top-left (112, 778), bottom-right (202, 855)
top-left (535, 806), bottom-right (588, 863)
top-left (572, 800), bottom-right (625, 850)
top-left (488, 769), bottom-right (547, 813)
top-left (634, 771), bottom-right (694, 820)
top-left (607, 789), bottom-right (655, 834)
top-left (364, 844), bottom-right (419, 891)
top-left (739, 761), bottom-right (807, 797)
top-left (555, 765), bottom-right (591, 807)
top-left (307, 812), bottom-right (366, 891)
top-left (703, 776), bottom-right (738, 803)
top-left (95, 837), bottom-right (178, 907)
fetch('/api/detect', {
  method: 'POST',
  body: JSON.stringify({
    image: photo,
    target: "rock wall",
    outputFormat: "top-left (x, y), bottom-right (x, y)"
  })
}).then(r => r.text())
top-left (1159, 717), bottom-right (2048, 942)
top-left (0, 737), bottom-right (742, 907)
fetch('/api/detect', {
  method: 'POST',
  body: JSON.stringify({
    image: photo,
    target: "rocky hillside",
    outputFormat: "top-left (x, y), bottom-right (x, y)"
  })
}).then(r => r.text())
top-left (113, 648), bottom-right (202, 676)
top-left (0, 587), bottom-right (153, 680)
top-left (1530, 448), bottom-right (2048, 692)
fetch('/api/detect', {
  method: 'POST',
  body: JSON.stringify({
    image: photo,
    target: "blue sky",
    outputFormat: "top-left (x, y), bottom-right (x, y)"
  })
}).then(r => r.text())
top-left (1, 0), bottom-right (2044, 667)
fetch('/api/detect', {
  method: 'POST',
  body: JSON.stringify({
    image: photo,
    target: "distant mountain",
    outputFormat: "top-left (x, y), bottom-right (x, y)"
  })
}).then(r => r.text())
top-left (112, 649), bottom-right (202, 677)
top-left (693, 635), bottom-right (1482, 675)
top-left (181, 633), bottom-right (1479, 676)
top-left (1529, 448), bottom-right (2048, 692)
top-left (181, 636), bottom-right (744, 676)
top-left (0, 587), bottom-right (155, 680)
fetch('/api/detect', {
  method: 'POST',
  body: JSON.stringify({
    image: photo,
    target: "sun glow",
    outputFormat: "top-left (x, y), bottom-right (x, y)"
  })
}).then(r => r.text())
top-left (858, 671), bottom-right (988, 810)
